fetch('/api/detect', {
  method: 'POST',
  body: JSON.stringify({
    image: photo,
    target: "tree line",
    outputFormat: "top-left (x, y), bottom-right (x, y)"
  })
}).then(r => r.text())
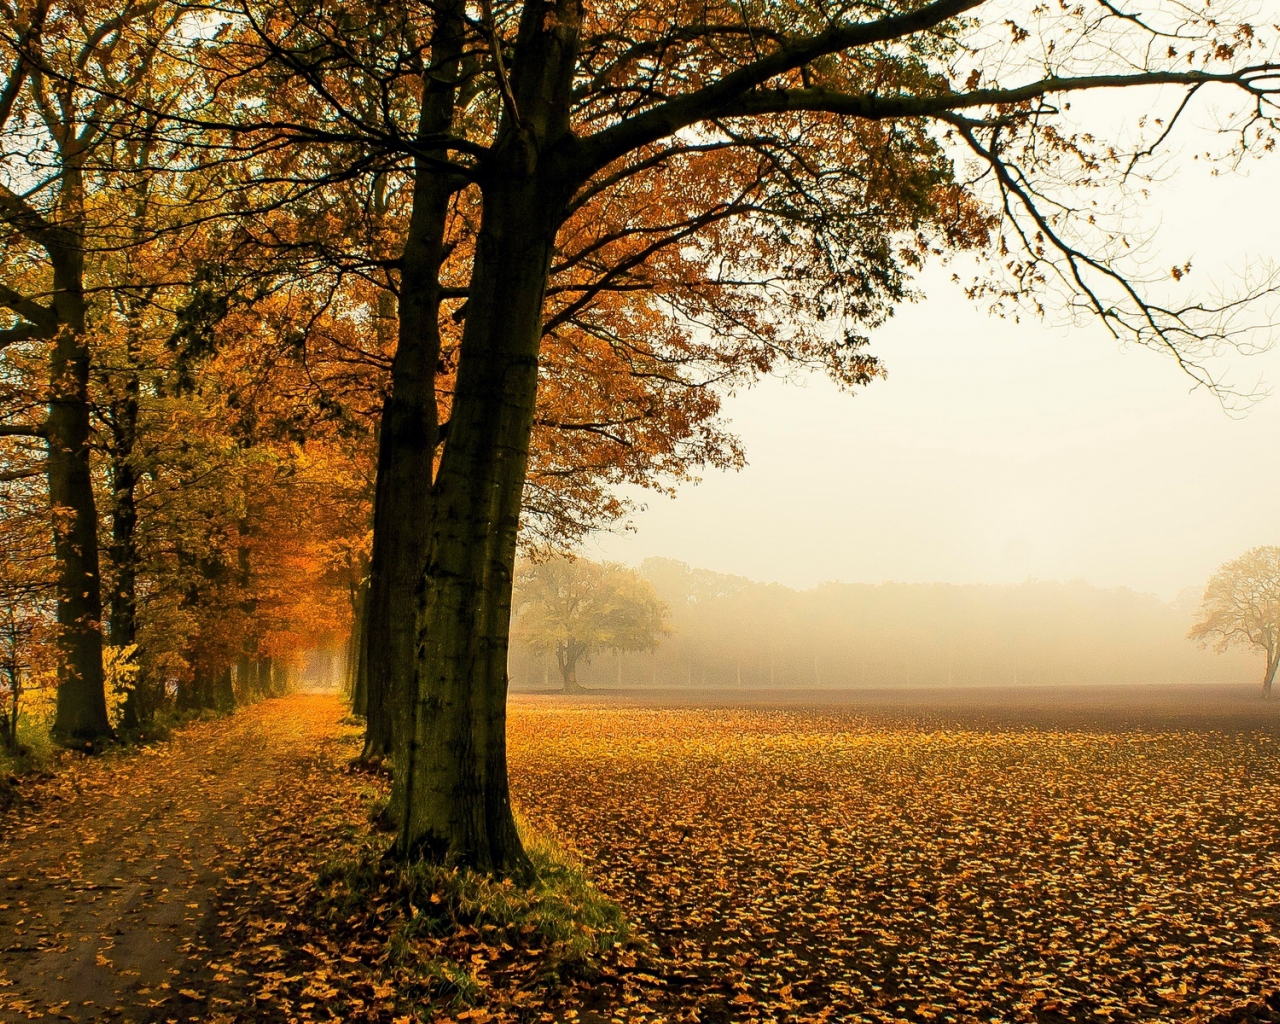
top-left (0, 0), bottom-right (1277, 873)
top-left (509, 558), bottom-right (1258, 692)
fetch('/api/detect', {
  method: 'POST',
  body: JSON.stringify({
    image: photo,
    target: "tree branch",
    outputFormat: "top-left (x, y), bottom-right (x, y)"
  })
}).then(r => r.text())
top-left (568, 0), bottom-right (988, 174)
top-left (0, 466), bottom-right (44, 482)
top-left (717, 69), bottom-right (1279, 122)
top-left (0, 322), bottom-right (45, 347)
top-left (0, 423), bottom-right (48, 438)
top-left (0, 285), bottom-right (56, 331)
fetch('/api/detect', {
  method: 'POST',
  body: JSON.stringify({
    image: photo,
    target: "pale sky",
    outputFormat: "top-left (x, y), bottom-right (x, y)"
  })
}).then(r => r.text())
top-left (589, 118), bottom-right (1280, 601)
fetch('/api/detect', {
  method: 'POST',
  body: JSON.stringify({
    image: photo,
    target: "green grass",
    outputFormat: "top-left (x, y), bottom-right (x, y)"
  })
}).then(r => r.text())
top-left (316, 814), bottom-right (635, 1008)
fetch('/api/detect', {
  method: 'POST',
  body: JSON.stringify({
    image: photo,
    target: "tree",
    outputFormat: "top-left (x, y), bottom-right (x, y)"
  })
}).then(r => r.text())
top-left (1189, 547), bottom-right (1280, 698)
top-left (513, 556), bottom-right (668, 692)
top-left (139, 0), bottom-right (1279, 871)
top-left (0, 1), bottom-right (188, 744)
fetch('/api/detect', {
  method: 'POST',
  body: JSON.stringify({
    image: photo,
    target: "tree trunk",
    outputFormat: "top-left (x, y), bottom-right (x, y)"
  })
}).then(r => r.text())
top-left (109, 329), bottom-right (144, 730)
top-left (215, 664), bottom-right (235, 711)
top-left (235, 654), bottom-right (252, 701)
top-left (395, 0), bottom-right (582, 872)
top-left (360, 4), bottom-right (464, 762)
top-left (396, 180), bottom-right (560, 873)
top-left (176, 675), bottom-right (195, 711)
top-left (47, 241), bottom-right (109, 745)
top-left (558, 644), bottom-right (585, 694)
top-left (362, 337), bottom-right (437, 756)
top-left (1264, 652), bottom-right (1278, 699)
top-left (348, 579), bottom-right (369, 713)
top-left (2, 665), bottom-right (18, 750)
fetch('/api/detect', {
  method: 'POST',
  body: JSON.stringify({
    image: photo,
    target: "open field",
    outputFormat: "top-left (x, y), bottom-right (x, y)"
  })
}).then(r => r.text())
top-left (2, 685), bottom-right (1279, 1023)
top-left (510, 684), bottom-right (1280, 1023)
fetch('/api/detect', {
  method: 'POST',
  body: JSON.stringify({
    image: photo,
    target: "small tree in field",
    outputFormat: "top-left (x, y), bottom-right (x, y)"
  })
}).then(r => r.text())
top-left (1189, 547), bottom-right (1280, 698)
top-left (514, 558), bottom-right (668, 693)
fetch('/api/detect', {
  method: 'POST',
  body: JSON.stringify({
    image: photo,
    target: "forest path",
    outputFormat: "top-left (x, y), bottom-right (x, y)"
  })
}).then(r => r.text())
top-left (0, 695), bottom-right (355, 1023)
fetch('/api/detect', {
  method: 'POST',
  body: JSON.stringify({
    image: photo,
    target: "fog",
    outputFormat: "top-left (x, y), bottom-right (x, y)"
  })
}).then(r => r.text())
top-left (588, 124), bottom-right (1280, 601)
top-left (508, 558), bottom-right (1255, 691)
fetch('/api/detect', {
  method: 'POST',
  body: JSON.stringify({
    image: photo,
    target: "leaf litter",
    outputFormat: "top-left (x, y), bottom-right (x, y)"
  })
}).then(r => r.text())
top-left (3, 694), bottom-right (1280, 1024)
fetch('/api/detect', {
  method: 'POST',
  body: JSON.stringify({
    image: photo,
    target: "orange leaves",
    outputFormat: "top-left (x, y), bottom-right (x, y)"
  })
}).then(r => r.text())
top-left (510, 697), bottom-right (1280, 1024)
top-left (10, 692), bottom-right (1280, 1024)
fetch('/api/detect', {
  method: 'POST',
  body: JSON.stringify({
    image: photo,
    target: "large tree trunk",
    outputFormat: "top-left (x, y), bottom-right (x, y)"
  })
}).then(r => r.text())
top-left (395, 0), bottom-right (582, 872)
top-left (359, 3), bottom-right (464, 762)
top-left (1264, 651), bottom-right (1278, 699)
top-left (47, 239), bottom-right (109, 745)
top-left (361, 324), bottom-right (438, 756)
top-left (396, 181), bottom-right (559, 872)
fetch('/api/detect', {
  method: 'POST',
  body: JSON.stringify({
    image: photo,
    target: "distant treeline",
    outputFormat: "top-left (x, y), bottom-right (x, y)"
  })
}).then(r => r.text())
top-left (508, 558), bottom-right (1255, 690)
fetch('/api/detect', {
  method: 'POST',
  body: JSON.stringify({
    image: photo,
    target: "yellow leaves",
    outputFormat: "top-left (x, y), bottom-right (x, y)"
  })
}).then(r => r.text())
top-left (509, 697), bottom-right (1280, 1024)
top-left (103, 644), bottom-right (138, 727)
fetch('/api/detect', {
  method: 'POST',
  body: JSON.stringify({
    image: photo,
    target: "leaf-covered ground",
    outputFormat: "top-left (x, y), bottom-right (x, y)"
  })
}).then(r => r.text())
top-left (0, 696), bottom-right (366, 1023)
top-left (510, 692), bottom-right (1280, 1024)
top-left (3, 688), bottom-right (1280, 1023)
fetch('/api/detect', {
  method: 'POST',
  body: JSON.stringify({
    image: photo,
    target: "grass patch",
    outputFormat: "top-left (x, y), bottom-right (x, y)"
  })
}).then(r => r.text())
top-left (313, 816), bottom-right (635, 1011)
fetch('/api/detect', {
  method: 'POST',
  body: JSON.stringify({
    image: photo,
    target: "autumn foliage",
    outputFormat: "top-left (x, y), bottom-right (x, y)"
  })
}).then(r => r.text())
top-left (2, 9), bottom-right (1280, 1021)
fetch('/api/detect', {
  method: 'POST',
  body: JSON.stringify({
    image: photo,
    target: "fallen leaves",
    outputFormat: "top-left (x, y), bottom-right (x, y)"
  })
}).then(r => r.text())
top-left (5, 693), bottom-right (1280, 1024)
top-left (510, 699), bottom-right (1280, 1023)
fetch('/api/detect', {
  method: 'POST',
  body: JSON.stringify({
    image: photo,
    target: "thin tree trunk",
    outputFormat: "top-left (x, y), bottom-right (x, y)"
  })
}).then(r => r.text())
top-left (215, 664), bottom-right (235, 711)
top-left (1264, 652), bottom-right (1278, 699)
top-left (109, 322), bottom-right (144, 729)
top-left (2, 663), bottom-right (18, 750)
top-left (47, 239), bottom-right (109, 745)
top-left (360, 0), bottom-right (466, 762)
top-left (348, 578), bottom-right (369, 713)
top-left (235, 654), bottom-right (251, 701)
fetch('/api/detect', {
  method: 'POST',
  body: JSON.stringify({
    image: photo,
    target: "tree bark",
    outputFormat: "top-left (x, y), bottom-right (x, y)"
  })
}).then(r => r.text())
top-left (396, 0), bottom-right (583, 872)
top-left (396, 180), bottom-right (560, 873)
top-left (556, 642), bottom-right (585, 693)
top-left (214, 664), bottom-right (235, 711)
top-left (2, 664), bottom-right (19, 750)
top-left (1264, 651), bottom-right (1278, 699)
top-left (360, 0), bottom-right (466, 762)
top-left (109, 321), bottom-right (144, 730)
top-left (348, 578), bottom-right (369, 714)
top-left (47, 229), bottom-right (109, 745)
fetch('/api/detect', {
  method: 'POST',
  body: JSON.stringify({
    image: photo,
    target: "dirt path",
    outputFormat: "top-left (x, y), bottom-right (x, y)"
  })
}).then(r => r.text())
top-left (0, 696), bottom-right (355, 1024)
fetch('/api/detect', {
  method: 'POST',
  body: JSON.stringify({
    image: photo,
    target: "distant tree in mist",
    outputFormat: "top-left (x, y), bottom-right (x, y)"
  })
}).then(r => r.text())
top-left (510, 558), bottom-right (1252, 691)
top-left (513, 558), bottom-right (668, 693)
top-left (1190, 547), bottom-right (1280, 698)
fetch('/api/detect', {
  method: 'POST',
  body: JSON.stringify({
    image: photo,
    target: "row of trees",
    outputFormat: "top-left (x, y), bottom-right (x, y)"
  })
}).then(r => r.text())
top-left (2, 0), bottom-right (1277, 869)
top-left (509, 558), bottom-right (1261, 691)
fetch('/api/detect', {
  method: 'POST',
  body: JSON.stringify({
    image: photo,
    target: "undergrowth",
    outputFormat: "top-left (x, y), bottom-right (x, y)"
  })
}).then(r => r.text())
top-left (313, 814), bottom-right (635, 1010)
top-left (0, 710), bottom-right (55, 772)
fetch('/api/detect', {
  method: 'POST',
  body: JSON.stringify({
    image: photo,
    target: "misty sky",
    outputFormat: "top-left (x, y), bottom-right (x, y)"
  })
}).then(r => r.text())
top-left (590, 109), bottom-right (1280, 601)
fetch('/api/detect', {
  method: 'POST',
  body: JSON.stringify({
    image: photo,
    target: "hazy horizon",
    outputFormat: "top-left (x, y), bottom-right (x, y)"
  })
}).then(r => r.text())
top-left (509, 557), bottom-right (1258, 692)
